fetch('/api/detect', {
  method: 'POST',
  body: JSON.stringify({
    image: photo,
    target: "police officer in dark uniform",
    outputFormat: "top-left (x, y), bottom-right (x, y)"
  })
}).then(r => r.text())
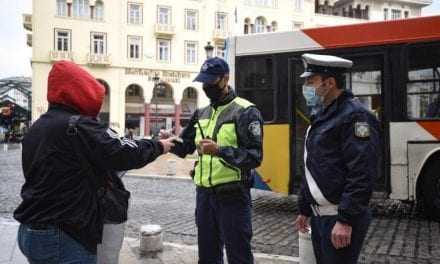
top-left (294, 54), bottom-right (380, 264)
top-left (169, 57), bottom-right (263, 264)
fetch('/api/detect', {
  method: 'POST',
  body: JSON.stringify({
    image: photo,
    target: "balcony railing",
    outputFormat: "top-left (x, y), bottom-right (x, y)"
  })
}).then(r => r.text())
top-left (23, 14), bottom-right (32, 31)
top-left (49, 50), bottom-right (74, 61)
top-left (87, 53), bottom-right (111, 66)
top-left (213, 29), bottom-right (228, 40)
top-left (155, 24), bottom-right (175, 36)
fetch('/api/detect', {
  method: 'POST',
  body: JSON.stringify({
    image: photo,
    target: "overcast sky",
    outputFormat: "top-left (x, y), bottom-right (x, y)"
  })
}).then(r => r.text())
top-left (0, 0), bottom-right (439, 79)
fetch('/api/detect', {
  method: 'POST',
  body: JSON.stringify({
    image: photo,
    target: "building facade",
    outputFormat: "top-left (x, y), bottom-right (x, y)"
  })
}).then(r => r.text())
top-left (24, 0), bottom-right (431, 137)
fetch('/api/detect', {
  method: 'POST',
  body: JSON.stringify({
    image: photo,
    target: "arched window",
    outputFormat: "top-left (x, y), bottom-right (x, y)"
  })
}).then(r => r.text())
top-left (72, 0), bottom-right (90, 18)
top-left (94, 0), bottom-right (104, 20)
top-left (244, 18), bottom-right (251, 34)
top-left (56, 0), bottom-right (67, 16)
top-left (126, 84), bottom-right (143, 97)
top-left (255, 17), bottom-right (266, 33)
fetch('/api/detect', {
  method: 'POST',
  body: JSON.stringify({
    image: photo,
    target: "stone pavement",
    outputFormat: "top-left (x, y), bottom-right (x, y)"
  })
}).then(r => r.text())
top-left (0, 218), bottom-right (298, 264)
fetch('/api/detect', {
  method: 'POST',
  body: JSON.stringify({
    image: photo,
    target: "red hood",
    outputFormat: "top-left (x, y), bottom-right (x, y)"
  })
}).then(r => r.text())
top-left (47, 61), bottom-right (105, 117)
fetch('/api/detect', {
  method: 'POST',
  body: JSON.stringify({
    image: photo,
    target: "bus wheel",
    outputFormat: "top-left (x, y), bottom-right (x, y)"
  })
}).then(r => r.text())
top-left (419, 161), bottom-right (440, 221)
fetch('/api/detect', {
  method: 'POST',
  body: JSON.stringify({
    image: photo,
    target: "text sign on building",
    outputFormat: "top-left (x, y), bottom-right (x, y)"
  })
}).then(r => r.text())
top-left (125, 68), bottom-right (193, 83)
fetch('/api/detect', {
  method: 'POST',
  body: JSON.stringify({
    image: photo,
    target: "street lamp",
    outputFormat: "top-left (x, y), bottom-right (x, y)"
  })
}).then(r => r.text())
top-left (204, 41), bottom-right (214, 59)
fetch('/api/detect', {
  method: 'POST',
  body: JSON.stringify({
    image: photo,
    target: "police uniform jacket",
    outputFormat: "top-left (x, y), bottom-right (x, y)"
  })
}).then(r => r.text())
top-left (298, 90), bottom-right (380, 225)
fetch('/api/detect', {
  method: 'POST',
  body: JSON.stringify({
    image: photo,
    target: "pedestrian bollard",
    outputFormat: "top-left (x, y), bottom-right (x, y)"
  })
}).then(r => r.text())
top-left (299, 229), bottom-right (316, 264)
top-left (3, 144), bottom-right (7, 152)
top-left (139, 225), bottom-right (163, 256)
top-left (166, 159), bottom-right (177, 176)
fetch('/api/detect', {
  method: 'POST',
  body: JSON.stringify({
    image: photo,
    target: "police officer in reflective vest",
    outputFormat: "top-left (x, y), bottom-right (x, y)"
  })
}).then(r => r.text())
top-left (170, 57), bottom-right (263, 264)
top-left (294, 54), bottom-right (380, 264)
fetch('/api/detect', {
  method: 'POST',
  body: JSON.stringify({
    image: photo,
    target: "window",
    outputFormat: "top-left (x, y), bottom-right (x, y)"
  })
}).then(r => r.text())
top-left (346, 71), bottom-right (382, 118)
top-left (91, 32), bottom-right (106, 54)
top-left (54, 29), bottom-right (71, 51)
top-left (126, 84), bottom-right (142, 97)
top-left (216, 13), bottom-right (228, 31)
top-left (391, 9), bottom-right (401, 20)
top-left (255, 17), bottom-right (266, 33)
top-left (72, 0), bottom-right (90, 18)
top-left (185, 9), bottom-right (198, 31)
top-left (404, 11), bottom-right (409, 18)
top-left (407, 44), bottom-right (440, 119)
top-left (94, 1), bottom-right (104, 20)
top-left (157, 39), bottom-right (171, 62)
top-left (128, 3), bottom-right (142, 24)
top-left (158, 6), bottom-right (171, 24)
top-left (185, 41), bottom-right (197, 64)
top-left (293, 22), bottom-right (303, 30)
top-left (294, 0), bottom-right (302, 11)
top-left (236, 57), bottom-right (274, 121)
top-left (216, 46), bottom-right (225, 58)
top-left (383, 8), bottom-right (388, 20)
top-left (254, 0), bottom-right (276, 7)
top-left (128, 36), bottom-right (142, 60)
top-left (57, 0), bottom-right (67, 16)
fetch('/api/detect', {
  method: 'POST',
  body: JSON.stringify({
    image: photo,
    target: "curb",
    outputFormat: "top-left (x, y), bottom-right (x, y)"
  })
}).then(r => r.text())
top-left (125, 173), bottom-right (193, 182)
top-left (124, 238), bottom-right (300, 263)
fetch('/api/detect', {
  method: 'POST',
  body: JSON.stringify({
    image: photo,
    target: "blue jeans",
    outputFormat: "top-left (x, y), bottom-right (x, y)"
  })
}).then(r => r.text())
top-left (196, 186), bottom-right (253, 264)
top-left (17, 224), bottom-right (96, 264)
top-left (310, 210), bottom-right (372, 264)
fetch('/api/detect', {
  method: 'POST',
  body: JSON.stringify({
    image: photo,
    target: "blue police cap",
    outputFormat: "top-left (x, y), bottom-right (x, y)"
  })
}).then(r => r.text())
top-left (194, 57), bottom-right (230, 84)
top-left (300, 53), bottom-right (353, 78)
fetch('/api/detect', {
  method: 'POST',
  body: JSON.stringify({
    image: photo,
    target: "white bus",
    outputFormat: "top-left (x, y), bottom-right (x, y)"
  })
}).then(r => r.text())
top-left (227, 15), bottom-right (440, 219)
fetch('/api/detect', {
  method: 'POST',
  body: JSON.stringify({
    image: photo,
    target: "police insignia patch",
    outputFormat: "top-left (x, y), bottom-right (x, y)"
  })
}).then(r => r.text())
top-left (249, 121), bottom-right (261, 137)
top-left (355, 122), bottom-right (370, 138)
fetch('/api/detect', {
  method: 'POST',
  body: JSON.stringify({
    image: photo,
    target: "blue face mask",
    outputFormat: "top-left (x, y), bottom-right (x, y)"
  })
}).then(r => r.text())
top-left (302, 85), bottom-right (321, 107)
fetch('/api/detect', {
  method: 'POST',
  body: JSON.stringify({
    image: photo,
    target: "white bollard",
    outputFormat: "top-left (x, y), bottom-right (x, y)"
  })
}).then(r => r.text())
top-left (166, 159), bottom-right (177, 176)
top-left (3, 144), bottom-right (7, 152)
top-left (299, 230), bottom-right (316, 264)
top-left (139, 225), bottom-right (163, 255)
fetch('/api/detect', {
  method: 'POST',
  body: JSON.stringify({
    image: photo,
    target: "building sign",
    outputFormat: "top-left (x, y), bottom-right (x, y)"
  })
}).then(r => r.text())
top-left (125, 68), bottom-right (194, 83)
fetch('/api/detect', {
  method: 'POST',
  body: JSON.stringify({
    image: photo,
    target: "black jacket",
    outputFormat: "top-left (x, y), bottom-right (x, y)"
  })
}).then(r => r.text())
top-left (14, 104), bottom-right (164, 253)
top-left (298, 91), bottom-right (380, 225)
top-left (171, 88), bottom-right (263, 180)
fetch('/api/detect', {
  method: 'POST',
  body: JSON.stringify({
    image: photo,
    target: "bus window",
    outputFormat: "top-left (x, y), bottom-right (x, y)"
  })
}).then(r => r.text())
top-left (236, 56), bottom-right (275, 122)
top-left (345, 70), bottom-right (382, 119)
top-left (407, 43), bottom-right (440, 119)
top-left (407, 67), bottom-right (440, 119)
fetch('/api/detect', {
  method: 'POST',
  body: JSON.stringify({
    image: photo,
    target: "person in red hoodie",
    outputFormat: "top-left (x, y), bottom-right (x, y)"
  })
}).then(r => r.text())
top-left (14, 61), bottom-right (175, 264)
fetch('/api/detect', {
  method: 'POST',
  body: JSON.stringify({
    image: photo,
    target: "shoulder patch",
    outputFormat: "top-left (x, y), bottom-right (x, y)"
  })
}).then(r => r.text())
top-left (354, 122), bottom-right (370, 138)
top-left (249, 121), bottom-right (261, 137)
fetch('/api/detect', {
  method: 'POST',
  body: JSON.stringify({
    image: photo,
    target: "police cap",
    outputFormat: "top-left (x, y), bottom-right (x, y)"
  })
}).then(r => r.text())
top-left (300, 53), bottom-right (353, 78)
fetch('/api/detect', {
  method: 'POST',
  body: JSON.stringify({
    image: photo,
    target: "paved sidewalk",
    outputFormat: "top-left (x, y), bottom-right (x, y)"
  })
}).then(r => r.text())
top-left (1, 218), bottom-right (298, 264)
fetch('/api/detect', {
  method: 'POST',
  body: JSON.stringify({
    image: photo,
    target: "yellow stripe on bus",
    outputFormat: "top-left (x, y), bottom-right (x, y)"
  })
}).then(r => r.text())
top-left (256, 124), bottom-right (290, 195)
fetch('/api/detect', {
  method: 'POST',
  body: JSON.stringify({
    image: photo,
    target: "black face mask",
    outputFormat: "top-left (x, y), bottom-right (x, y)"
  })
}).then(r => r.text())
top-left (203, 82), bottom-right (224, 102)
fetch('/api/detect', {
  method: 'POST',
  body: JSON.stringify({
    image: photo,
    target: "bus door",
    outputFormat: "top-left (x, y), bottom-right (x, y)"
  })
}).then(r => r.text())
top-left (288, 57), bottom-right (310, 193)
top-left (342, 53), bottom-right (387, 191)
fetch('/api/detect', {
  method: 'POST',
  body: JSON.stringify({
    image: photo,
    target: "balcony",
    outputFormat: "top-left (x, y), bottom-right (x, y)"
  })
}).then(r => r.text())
top-left (23, 14), bottom-right (32, 31)
top-left (26, 34), bottom-right (32, 47)
top-left (155, 24), bottom-right (175, 37)
top-left (49, 50), bottom-right (74, 61)
top-left (87, 53), bottom-right (111, 66)
top-left (213, 29), bottom-right (228, 41)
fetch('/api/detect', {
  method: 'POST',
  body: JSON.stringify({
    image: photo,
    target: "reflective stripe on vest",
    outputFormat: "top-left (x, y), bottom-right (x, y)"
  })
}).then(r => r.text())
top-left (194, 97), bottom-right (254, 187)
top-left (304, 126), bottom-right (336, 206)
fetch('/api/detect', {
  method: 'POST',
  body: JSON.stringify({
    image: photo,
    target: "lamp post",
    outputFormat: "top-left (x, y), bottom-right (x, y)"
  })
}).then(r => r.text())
top-left (152, 73), bottom-right (161, 135)
top-left (204, 41), bottom-right (214, 59)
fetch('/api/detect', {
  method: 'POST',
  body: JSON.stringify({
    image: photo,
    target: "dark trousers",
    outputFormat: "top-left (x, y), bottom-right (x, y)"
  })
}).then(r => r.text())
top-left (196, 186), bottom-right (253, 264)
top-left (310, 209), bottom-right (372, 264)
